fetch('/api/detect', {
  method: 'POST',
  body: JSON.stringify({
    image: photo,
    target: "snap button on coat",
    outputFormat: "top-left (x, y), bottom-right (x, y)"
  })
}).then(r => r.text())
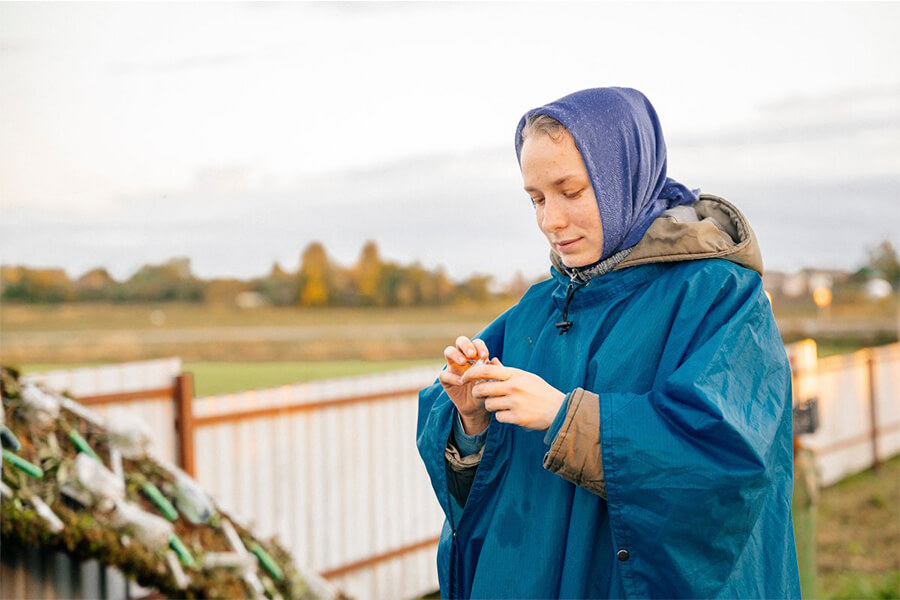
top-left (617, 549), bottom-right (630, 562)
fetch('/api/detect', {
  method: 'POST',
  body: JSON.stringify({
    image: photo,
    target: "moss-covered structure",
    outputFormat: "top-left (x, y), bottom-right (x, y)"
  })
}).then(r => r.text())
top-left (1, 366), bottom-right (324, 599)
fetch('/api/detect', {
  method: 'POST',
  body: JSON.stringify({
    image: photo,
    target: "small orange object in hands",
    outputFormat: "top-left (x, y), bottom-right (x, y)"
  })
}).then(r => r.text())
top-left (448, 357), bottom-right (487, 376)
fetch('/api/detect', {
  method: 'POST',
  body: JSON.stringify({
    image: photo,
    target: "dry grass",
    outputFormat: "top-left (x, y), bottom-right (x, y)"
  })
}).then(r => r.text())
top-left (0, 301), bottom-right (516, 364)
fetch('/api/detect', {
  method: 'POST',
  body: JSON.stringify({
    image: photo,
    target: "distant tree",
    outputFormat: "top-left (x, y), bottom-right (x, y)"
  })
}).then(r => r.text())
top-left (354, 240), bottom-right (384, 306)
top-left (75, 267), bottom-right (119, 301)
top-left (378, 262), bottom-right (405, 306)
top-left (122, 258), bottom-right (204, 302)
top-left (269, 261), bottom-right (292, 279)
top-left (505, 271), bottom-right (530, 298)
top-left (298, 242), bottom-right (331, 307)
top-left (866, 240), bottom-right (900, 286)
top-left (0, 266), bottom-right (75, 303)
top-left (455, 274), bottom-right (493, 303)
top-left (433, 268), bottom-right (455, 305)
top-left (205, 278), bottom-right (253, 305)
top-left (330, 267), bottom-right (357, 306)
top-left (255, 261), bottom-right (297, 305)
top-left (407, 262), bottom-right (435, 305)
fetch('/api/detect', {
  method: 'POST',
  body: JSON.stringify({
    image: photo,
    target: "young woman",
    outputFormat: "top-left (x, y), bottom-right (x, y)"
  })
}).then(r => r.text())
top-left (416, 87), bottom-right (800, 599)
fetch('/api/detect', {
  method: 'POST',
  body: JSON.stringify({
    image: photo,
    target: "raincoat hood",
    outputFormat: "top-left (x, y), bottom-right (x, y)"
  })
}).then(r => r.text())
top-left (515, 87), bottom-right (699, 262)
top-left (550, 193), bottom-right (765, 278)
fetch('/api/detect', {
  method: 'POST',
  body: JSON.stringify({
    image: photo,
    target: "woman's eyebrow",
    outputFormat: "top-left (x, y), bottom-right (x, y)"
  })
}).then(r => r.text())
top-left (524, 175), bottom-right (582, 193)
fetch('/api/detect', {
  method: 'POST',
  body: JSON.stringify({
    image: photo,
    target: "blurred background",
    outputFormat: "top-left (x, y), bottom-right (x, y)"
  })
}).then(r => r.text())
top-left (1, 3), bottom-right (898, 599)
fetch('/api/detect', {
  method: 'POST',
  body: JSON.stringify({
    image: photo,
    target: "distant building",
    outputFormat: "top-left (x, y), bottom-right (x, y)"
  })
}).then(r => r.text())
top-left (864, 278), bottom-right (893, 300)
top-left (236, 291), bottom-right (267, 308)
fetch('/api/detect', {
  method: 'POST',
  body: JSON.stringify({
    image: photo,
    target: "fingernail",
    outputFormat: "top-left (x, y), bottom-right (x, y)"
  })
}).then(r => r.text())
top-left (466, 349), bottom-right (475, 358)
top-left (458, 377), bottom-right (465, 385)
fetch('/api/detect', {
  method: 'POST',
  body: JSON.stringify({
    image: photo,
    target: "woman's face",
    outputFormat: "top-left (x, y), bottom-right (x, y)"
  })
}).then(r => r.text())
top-left (520, 129), bottom-right (603, 268)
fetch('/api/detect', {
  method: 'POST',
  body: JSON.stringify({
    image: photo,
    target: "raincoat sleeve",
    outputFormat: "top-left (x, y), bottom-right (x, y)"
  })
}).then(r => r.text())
top-left (542, 387), bottom-right (606, 498)
top-left (568, 263), bottom-right (793, 597)
top-left (416, 306), bottom-right (513, 518)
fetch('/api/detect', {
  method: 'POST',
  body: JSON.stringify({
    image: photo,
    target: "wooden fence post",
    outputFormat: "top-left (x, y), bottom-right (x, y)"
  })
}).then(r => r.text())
top-left (865, 351), bottom-right (880, 473)
top-left (788, 344), bottom-right (818, 599)
top-left (174, 373), bottom-right (196, 477)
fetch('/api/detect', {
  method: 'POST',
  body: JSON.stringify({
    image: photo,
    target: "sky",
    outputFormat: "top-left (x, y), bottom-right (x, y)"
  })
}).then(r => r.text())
top-left (1, 2), bottom-right (898, 284)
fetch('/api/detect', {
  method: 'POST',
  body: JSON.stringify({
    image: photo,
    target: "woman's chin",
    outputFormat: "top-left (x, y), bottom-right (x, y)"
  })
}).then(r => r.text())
top-left (561, 254), bottom-right (592, 268)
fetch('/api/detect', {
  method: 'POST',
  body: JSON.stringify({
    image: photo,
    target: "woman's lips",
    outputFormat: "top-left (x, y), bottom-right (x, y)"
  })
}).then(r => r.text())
top-left (556, 238), bottom-right (582, 252)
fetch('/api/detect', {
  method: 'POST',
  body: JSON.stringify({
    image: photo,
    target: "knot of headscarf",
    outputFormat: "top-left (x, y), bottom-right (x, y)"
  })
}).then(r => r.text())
top-left (514, 87), bottom-right (699, 262)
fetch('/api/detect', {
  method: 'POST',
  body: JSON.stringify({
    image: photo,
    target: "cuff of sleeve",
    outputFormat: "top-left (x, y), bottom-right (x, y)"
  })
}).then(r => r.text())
top-left (445, 439), bottom-right (484, 472)
top-left (453, 410), bottom-right (488, 458)
top-left (542, 387), bottom-right (606, 499)
top-left (543, 391), bottom-right (572, 446)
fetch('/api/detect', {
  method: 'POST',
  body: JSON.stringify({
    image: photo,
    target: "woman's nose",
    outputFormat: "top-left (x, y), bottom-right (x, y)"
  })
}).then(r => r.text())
top-left (540, 196), bottom-right (567, 231)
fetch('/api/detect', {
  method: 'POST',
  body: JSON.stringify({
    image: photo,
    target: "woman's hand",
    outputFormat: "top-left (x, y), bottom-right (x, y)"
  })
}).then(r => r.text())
top-left (439, 336), bottom-right (492, 435)
top-left (461, 360), bottom-right (566, 431)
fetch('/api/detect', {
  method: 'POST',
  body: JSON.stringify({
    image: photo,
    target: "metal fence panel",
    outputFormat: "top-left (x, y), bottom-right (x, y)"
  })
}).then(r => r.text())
top-left (191, 365), bottom-right (443, 600)
top-left (1, 541), bottom-right (136, 600)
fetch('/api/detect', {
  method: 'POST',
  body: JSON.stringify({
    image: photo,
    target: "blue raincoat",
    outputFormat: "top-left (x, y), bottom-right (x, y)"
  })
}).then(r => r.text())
top-left (416, 258), bottom-right (800, 598)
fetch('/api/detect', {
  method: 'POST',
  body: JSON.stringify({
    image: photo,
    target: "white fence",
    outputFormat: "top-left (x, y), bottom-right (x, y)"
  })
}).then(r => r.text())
top-left (190, 365), bottom-right (445, 600)
top-left (23, 342), bottom-right (900, 600)
top-left (789, 341), bottom-right (900, 486)
top-left (22, 357), bottom-right (183, 465)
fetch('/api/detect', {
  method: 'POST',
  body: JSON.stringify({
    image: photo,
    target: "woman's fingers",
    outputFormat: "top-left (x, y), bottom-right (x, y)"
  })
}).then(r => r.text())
top-left (461, 363), bottom-right (510, 384)
top-left (493, 410), bottom-right (513, 424)
top-left (438, 369), bottom-right (462, 388)
top-left (443, 345), bottom-right (467, 366)
top-left (455, 335), bottom-right (479, 359)
top-left (473, 380), bottom-right (507, 400)
top-left (472, 338), bottom-right (490, 361)
top-left (483, 394), bottom-right (512, 412)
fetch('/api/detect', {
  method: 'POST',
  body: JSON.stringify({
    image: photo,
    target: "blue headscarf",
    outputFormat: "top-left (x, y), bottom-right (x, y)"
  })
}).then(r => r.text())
top-left (514, 87), bottom-right (699, 262)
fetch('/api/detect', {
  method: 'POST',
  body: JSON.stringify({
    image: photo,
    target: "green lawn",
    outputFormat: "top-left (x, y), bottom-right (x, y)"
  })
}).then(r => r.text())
top-left (182, 359), bottom-right (441, 396)
top-left (816, 456), bottom-right (900, 599)
top-left (18, 359), bottom-right (443, 396)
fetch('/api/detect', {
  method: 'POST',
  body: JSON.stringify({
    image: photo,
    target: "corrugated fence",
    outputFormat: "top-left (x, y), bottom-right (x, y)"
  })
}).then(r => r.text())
top-left (788, 341), bottom-right (900, 485)
top-left (190, 365), bottom-right (444, 600)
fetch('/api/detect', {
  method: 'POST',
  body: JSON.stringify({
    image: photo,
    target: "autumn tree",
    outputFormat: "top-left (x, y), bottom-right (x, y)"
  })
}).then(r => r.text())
top-left (123, 258), bottom-right (204, 302)
top-left (353, 240), bottom-right (384, 306)
top-left (455, 274), bottom-right (493, 303)
top-left (255, 261), bottom-right (297, 306)
top-left (75, 267), bottom-right (118, 301)
top-left (298, 242), bottom-right (332, 307)
top-left (0, 266), bottom-right (75, 303)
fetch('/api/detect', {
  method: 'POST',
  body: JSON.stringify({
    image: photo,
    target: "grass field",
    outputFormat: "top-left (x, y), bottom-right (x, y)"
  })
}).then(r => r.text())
top-left (3, 300), bottom-right (896, 366)
top-left (0, 301), bottom-right (516, 364)
top-left (17, 359), bottom-right (443, 396)
top-left (816, 456), bottom-right (900, 599)
top-left (0, 300), bottom-right (517, 331)
top-left (3, 299), bottom-right (895, 393)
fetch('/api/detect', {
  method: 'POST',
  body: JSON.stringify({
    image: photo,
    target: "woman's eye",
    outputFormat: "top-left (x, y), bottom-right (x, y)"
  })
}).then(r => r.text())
top-left (530, 197), bottom-right (544, 206)
top-left (563, 190), bottom-right (583, 200)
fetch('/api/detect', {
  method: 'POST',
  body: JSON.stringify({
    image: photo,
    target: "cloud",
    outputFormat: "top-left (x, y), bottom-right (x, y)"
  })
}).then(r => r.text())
top-left (108, 53), bottom-right (245, 75)
top-left (0, 42), bottom-right (27, 56)
top-left (759, 84), bottom-right (900, 115)
top-left (674, 84), bottom-right (900, 148)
